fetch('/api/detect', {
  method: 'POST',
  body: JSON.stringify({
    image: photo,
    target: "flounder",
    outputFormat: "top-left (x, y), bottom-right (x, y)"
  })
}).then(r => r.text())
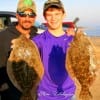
top-left (66, 31), bottom-right (97, 100)
top-left (7, 35), bottom-right (44, 100)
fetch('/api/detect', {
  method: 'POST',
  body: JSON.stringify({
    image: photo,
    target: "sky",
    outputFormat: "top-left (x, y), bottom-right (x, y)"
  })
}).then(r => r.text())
top-left (0, 0), bottom-right (100, 36)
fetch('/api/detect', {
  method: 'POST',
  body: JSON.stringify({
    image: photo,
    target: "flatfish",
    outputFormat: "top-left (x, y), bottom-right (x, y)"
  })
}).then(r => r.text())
top-left (66, 31), bottom-right (97, 100)
top-left (7, 35), bottom-right (44, 100)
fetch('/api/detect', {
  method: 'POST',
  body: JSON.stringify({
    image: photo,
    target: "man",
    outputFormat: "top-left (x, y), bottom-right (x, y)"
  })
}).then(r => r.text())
top-left (33, 0), bottom-right (76, 100)
top-left (0, 0), bottom-right (37, 99)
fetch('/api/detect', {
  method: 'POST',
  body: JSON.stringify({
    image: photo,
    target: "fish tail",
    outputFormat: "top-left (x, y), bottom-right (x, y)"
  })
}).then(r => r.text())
top-left (79, 87), bottom-right (92, 100)
top-left (20, 91), bottom-right (36, 100)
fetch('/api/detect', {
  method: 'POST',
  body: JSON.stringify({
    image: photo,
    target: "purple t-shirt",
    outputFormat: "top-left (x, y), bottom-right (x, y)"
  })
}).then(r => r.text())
top-left (33, 30), bottom-right (76, 100)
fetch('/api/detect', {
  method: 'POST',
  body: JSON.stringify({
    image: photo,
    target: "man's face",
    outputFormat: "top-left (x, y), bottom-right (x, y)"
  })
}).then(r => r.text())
top-left (16, 9), bottom-right (36, 30)
top-left (44, 8), bottom-right (65, 30)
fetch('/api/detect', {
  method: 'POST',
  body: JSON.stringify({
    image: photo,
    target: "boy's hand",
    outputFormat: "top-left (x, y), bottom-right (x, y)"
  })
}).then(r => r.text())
top-left (66, 28), bottom-right (75, 36)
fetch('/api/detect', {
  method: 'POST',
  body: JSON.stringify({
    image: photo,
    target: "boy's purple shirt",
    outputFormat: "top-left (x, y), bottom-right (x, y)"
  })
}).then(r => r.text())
top-left (32, 30), bottom-right (76, 100)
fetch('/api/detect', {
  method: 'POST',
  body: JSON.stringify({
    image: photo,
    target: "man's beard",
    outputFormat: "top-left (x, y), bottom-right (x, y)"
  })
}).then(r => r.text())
top-left (22, 21), bottom-right (33, 30)
top-left (22, 26), bottom-right (32, 30)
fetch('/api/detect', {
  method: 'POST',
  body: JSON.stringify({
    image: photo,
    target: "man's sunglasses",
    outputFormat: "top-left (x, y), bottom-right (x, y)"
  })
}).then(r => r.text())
top-left (18, 12), bottom-right (36, 18)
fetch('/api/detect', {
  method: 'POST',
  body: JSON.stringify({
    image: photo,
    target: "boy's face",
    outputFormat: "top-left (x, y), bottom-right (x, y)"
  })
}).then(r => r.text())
top-left (44, 8), bottom-right (65, 30)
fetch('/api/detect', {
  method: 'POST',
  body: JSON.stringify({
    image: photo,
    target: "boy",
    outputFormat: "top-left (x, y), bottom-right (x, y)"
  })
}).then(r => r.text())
top-left (33, 0), bottom-right (76, 100)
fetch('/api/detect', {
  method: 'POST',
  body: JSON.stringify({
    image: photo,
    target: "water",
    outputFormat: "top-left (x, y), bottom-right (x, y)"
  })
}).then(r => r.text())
top-left (84, 26), bottom-right (100, 36)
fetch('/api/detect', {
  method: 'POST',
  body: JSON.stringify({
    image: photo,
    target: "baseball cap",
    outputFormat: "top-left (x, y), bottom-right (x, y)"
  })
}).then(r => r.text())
top-left (17, 0), bottom-right (36, 14)
top-left (43, 0), bottom-right (65, 13)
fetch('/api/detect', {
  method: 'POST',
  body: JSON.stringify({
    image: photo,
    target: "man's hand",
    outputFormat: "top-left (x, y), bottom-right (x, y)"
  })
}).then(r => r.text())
top-left (11, 39), bottom-right (18, 49)
top-left (0, 83), bottom-right (9, 91)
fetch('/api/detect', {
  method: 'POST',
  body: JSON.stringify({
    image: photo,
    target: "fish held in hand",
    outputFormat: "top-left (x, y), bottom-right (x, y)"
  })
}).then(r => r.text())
top-left (7, 35), bottom-right (44, 100)
top-left (66, 31), bottom-right (97, 100)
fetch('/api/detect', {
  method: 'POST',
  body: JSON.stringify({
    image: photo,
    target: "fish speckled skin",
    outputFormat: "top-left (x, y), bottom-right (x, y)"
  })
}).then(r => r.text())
top-left (66, 32), bottom-right (97, 100)
top-left (7, 35), bottom-right (44, 100)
